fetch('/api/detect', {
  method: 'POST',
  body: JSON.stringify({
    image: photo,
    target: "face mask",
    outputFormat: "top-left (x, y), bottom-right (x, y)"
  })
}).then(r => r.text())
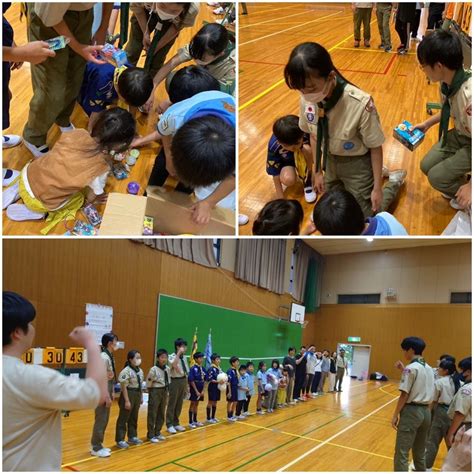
top-left (155, 7), bottom-right (178, 21)
top-left (113, 342), bottom-right (119, 351)
top-left (302, 77), bottom-right (332, 103)
top-left (195, 59), bottom-right (211, 66)
top-left (134, 358), bottom-right (142, 366)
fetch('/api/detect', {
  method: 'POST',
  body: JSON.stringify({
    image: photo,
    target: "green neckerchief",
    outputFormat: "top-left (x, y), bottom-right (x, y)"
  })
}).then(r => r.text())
top-left (315, 76), bottom-right (347, 172)
top-left (439, 68), bottom-right (471, 146)
top-left (102, 346), bottom-right (116, 381)
top-left (129, 364), bottom-right (142, 389)
top-left (207, 41), bottom-right (234, 67)
top-left (180, 355), bottom-right (188, 376)
top-left (158, 364), bottom-right (169, 388)
top-left (412, 357), bottom-right (426, 367)
top-left (144, 19), bottom-right (174, 72)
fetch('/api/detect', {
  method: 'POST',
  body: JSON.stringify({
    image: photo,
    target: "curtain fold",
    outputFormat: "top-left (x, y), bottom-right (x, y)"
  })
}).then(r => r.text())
top-left (235, 239), bottom-right (286, 294)
top-left (132, 239), bottom-right (217, 268)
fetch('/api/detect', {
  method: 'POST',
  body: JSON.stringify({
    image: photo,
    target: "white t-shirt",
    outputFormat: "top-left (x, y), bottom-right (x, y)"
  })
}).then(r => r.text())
top-left (3, 355), bottom-right (100, 471)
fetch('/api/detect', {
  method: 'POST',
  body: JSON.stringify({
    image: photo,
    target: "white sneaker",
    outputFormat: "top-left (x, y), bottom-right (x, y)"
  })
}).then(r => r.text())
top-left (156, 434), bottom-right (166, 441)
top-left (238, 214), bottom-right (249, 225)
top-left (231, 416), bottom-right (238, 421)
top-left (2, 181), bottom-right (20, 210)
top-left (212, 418), bottom-right (219, 423)
top-left (304, 186), bottom-right (317, 203)
top-left (128, 437), bottom-right (143, 445)
top-left (116, 441), bottom-right (129, 449)
top-left (149, 437), bottom-right (160, 443)
top-left (449, 198), bottom-right (464, 210)
top-left (167, 426), bottom-right (177, 434)
top-left (6, 203), bottom-right (45, 221)
top-left (91, 448), bottom-right (111, 457)
top-left (2, 135), bottom-right (22, 149)
top-left (227, 417), bottom-right (236, 422)
top-left (237, 415), bottom-right (246, 420)
top-left (103, 447), bottom-right (112, 452)
top-left (207, 418), bottom-right (217, 424)
top-left (175, 425), bottom-right (185, 432)
top-left (207, 2), bottom-right (219, 5)
top-left (256, 410), bottom-right (264, 415)
top-left (388, 169), bottom-right (407, 184)
top-left (23, 139), bottom-right (49, 158)
top-left (3, 168), bottom-right (20, 187)
top-left (59, 123), bottom-right (75, 133)
top-left (194, 421), bottom-right (204, 427)
top-left (243, 411), bottom-right (250, 416)
top-left (189, 423), bottom-right (197, 429)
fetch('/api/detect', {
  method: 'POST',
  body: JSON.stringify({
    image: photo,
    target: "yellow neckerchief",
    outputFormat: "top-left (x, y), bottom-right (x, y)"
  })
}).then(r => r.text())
top-left (114, 65), bottom-right (129, 109)
top-left (211, 363), bottom-right (221, 378)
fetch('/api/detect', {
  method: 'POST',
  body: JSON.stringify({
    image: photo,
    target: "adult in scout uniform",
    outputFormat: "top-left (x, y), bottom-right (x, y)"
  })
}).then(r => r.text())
top-left (90, 332), bottom-right (119, 457)
top-left (285, 42), bottom-right (406, 219)
top-left (414, 30), bottom-right (471, 208)
top-left (392, 337), bottom-right (435, 472)
top-left (335, 348), bottom-right (347, 392)
top-left (166, 338), bottom-right (189, 434)
top-left (376, 3), bottom-right (393, 52)
top-left (115, 350), bottom-right (144, 448)
top-left (206, 353), bottom-right (223, 423)
top-left (22, 3), bottom-right (112, 158)
top-left (146, 349), bottom-right (170, 443)
top-left (352, 3), bottom-right (373, 48)
top-left (446, 357), bottom-right (472, 445)
top-left (125, 3), bottom-right (199, 78)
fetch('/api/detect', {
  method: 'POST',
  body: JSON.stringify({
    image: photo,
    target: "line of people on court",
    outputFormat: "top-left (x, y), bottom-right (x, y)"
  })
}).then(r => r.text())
top-left (253, 25), bottom-right (471, 236)
top-left (392, 337), bottom-right (471, 471)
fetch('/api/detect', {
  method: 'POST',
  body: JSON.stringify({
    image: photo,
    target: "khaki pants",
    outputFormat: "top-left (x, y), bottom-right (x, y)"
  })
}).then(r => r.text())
top-left (325, 153), bottom-right (402, 218)
top-left (147, 387), bottom-right (168, 439)
top-left (23, 6), bottom-right (93, 146)
top-left (318, 371), bottom-right (329, 392)
top-left (394, 404), bottom-right (431, 471)
top-left (425, 405), bottom-right (451, 469)
top-left (286, 377), bottom-right (295, 403)
top-left (376, 3), bottom-right (392, 47)
top-left (335, 367), bottom-right (344, 391)
top-left (115, 389), bottom-right (141, 442)
top-left (354, 7), bottom-right (372, 41)
top-left (420, 129), bottom-right (471, 198)
top-left (91, 380), bottom-right (114, 451)
top-left (328, 372), bottom-right (336, 391)
top-left (124, 12), bottom-right (176, 78)
top-left (166, 377), bottom-right (187, 428)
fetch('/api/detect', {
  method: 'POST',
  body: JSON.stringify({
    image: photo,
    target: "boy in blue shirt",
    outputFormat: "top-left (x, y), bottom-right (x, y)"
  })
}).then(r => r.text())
top-left (244, 362), bottom-right (255, 416)
top-left (188, 352), bottom-right (205, 429)
top-left (78, 63), bottom-right (153, 131)
top-left (205, 353), bottom-right (222, 424)
top-left (235, 365), bottom-right (249, 420)
top-left (267, 115), bottom-right (316, 203)
top-left (313, 188), bottom-right (408, 235)
top-left (226, 356), bottom-right (240, 422)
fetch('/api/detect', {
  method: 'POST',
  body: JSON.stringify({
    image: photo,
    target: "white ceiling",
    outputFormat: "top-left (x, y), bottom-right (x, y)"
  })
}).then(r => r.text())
top-left (303, 238), bottom-right (470, 255)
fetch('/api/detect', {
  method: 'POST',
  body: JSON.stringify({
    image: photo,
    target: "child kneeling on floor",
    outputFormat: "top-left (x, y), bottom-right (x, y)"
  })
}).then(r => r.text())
top-left (3, 108), bottom-right (135, 234)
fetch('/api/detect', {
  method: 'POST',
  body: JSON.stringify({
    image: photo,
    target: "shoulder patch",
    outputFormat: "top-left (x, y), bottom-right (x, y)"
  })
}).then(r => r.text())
top-left (402, 368), bottom-right (411, 375)
top-left (466, 104), bottom-right (472, 117)
top-left (365, 97), bottom-right (377, 113)
top-left (461, 387), bottom-right (472, 396)
top-left (222, 101), bottom-right (235, 113)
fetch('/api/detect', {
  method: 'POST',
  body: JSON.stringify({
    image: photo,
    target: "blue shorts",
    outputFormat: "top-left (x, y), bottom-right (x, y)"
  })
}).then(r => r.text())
top-left (189, 383), bottom-right (205, 401)
top-left (208, 384), bottom-right (221, 401)
top-left (228, 385), bottom-right (238, 402)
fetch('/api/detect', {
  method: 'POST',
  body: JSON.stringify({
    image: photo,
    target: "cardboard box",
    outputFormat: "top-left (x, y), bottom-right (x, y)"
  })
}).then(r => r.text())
top-left (393, 120), bottom-right (425, 151)
top-left (99, 187), bottom-right (235, 236)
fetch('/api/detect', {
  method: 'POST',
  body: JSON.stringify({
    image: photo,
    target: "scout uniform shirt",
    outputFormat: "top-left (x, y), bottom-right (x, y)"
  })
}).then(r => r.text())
top-left (298, 83), bottom-right (385, 157)
top-left (399, 357), bottom-right (435, 404)
top-left (101, 350), bottom-right (116, 381)
top-left (168, 353), bottom-right (190, 378)
top-left (147, 364), bottom-right (171, 388)
top-left (3, 355), bottom-right (100, 471)
top-left (32, 3), bottom-right (95, 27)
top-left (130, 3), bottom-right (200, 31)
top-left (118, 365), bottom-right (144, 389)
top-left (447, 381), bottom-right (472, 422)
top-left (336, 354), bottom-right (347, 369)
top-left (446, 75), bottom-right (472, 137)
top-left (188, 365), bottom-right (205, 387)
top-left (434, 376), bottom-right (455, 406)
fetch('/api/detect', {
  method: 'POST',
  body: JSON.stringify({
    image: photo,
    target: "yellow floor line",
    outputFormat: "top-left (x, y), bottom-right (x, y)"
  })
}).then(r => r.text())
top-left (239, 19), bottom-right (377, 111)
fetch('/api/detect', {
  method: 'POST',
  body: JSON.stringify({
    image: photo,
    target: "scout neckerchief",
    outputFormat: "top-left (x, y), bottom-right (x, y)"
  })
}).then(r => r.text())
top-left (207, 41), bottom-right (234, 67)
top-left (145, 17), bottom-right (175, 72)
top-left (129, 363), bottom-right (142, 389)
top-left (113, 65), bottom-right (129, 110)
top-left (158, 363), bottom-right (169, 388)
top-left (102, 346), bottom-right (116, 381)
top-left (212, 363), bottom-right (221, 379)
top-left (439, 68), bottom-right (471, 146)
top-left (315, 76), bottom-right (347, 172)
top-left (180, 355), bottom-right (188, 376)
top-left (412, 357), bottom-right (426, 366)
top-left (196, 365), bottom-right (204, 382)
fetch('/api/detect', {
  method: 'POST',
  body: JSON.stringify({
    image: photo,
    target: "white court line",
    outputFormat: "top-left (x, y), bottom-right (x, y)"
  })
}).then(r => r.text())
top-left (277, 395), bottom-right (398, 471)
top-left (240, 10), bottom-right (343, 46)
top-left (240, 4), bottom-right (305, 16)
top-left (240, 8), bottom-right (331, 29)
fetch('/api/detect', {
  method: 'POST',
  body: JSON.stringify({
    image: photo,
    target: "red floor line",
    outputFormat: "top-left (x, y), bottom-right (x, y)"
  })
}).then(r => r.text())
top-left (382, 53), bottom-right (398, 75)
top-left (65, 466), bottom-right (80, 472)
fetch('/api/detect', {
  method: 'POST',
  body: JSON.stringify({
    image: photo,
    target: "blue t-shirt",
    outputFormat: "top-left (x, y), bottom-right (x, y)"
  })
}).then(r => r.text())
top-left (247, 373), bottom-right (255, 396)
top-left (266, 368), bottom-right (281, 390)
top-left (157, 90), bottom-right (235, 136)
top-left (266, 133), bottom-right (310, 177)
top-left (237, 373), bottom-right (249, 401)
top-left (257, 370), bottom-right (267, 386)
top-left (363, 212), bottom-right (408, 236)
top-left (78, 62), bottom-right (121, 116)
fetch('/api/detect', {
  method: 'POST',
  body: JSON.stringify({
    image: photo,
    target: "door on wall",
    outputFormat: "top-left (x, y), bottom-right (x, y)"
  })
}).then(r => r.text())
top-left (351, 345), bottom-right (371, 379)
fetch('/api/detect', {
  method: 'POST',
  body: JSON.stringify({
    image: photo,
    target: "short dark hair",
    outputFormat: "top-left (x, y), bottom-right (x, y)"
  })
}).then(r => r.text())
top-left (401, 337), bottom-right (426, 355)
top-left (313, 189), bottom-right (365, 235)
top-left (459, 357), bottom-right (472, 372)
top-left (273, 115), bottom-right (304, 146)
top-left (156, 348), bottom-right (168, 358)
top-left (239, 364), bottom-right (247, 371)
top-left (246, 361), bottom-right (254, 368)
top-left (117, 67), bottom-right (153, 107)
top-left (288, 347), bottom-right (296, 353)
top-left (271, 359), bottom-right (280, 368)
top-left (253, 199), bottom-right (303, 235)
top-left (193, 351), bottom-right (204, 360)
top-left (440, 354), bottom-right (456, 363)
top-left (91, 107), bottom-right (135, 154)
top-left (125, 350), bottom-right (140, 367)
top-left (101, 332), bottom-right (118, 348)
top-left (168, 65), bottom-right (220, 103)
top-left (189, 23), bottom-right (229, 60)
top-left (258, 361), bottom-right (266, 370)
top-left (211, 353), bottom-right (220, 361)
top-left (3, 291), bottom-right (36, 346)
top-left (300, 345), bottom-right (306, 349)
top-left (417, 30), bottom-right (463, 70)
top-left (230, 356), bottom-right (239, 365)
top-left (172, 115), bottom-right (234, 187)
top-left (174, 338), bottom-right (187, 350)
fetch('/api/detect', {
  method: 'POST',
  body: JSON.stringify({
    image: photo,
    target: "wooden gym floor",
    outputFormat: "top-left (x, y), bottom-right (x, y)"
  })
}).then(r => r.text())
top-left (238, 2), bottom-right (457, 236)
top-left (59, 380), bottom-right (446, 472)
top-left (2, 3), bottom-right (227, 235)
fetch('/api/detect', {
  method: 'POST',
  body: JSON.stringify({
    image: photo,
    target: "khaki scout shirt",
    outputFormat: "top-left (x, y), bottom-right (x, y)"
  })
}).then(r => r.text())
top-left (399, 357), bottom-right (435, 404)
top-left (299, 83), bottom-right (385, 156)
top-left (448, 382), bottom-right (472, 422)
top-left (169, 353), bottom-right (190, 378)
top-left (33, 3), bottom-right (95, 27)
top-left (434, 376), bottom-right (455, 405)
top-left (118, 366), bottom-right (144, 389)
top-left (177, 44), bottom-right (236, 82)
top-left (147, 365), bottom-right (171, 388)
top-left (446, 75), bottom-right (472, 138)
top-left (131, 3), bottom-right (199, 30)
top-left (100, 351), bottom-right (115, 381)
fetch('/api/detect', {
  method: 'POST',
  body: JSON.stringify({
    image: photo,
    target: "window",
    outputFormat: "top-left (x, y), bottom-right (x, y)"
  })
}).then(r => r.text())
top-left (450, 292), bottom-right (471, 304)
top-left (337, 294), bottom-right (381, 304)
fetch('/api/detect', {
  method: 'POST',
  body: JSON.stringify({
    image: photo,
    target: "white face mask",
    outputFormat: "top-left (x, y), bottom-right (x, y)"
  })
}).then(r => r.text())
top-left (155, 7), bottom-right (178, 21)
top-left (113, 342), bottom-right (119, 351)
top-left (134, 358), bottom-right (142, 366)
top-left (302, 77), bottom-right (332, 103)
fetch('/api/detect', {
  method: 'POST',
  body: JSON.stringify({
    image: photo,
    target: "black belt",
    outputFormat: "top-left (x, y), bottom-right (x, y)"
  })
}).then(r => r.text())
top-left (406, 402), bottom-right (429, 406)
top-left (172, 376), bottom-right (186, 380)
top-left (438, 403), bottom-right (450, 409)
top-left (149, 386), bottom-right (168, 390)
top-left (127, 387), bottom-right (141, 391)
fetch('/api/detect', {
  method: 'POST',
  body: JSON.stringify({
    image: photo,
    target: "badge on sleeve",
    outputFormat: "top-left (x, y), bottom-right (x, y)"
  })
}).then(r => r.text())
top-left (160, 117), bottom-right (168, 130)
top-left (305, 105), bottom-right (315, 123)
top-left (365, 97), bottom-right (377, 114)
